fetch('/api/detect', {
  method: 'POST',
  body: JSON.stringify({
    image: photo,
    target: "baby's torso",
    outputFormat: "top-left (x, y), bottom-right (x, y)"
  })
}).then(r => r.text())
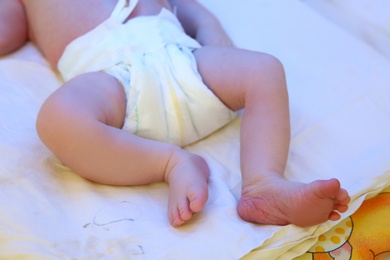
top-left (22, 0), bottom-right (172, 68)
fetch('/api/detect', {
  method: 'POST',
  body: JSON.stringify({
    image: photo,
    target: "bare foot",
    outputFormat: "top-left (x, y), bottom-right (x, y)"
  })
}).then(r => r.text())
top-left (237, 177), bottom-right (350, 227)
top-left (164, 149), bottom-right (209, 227)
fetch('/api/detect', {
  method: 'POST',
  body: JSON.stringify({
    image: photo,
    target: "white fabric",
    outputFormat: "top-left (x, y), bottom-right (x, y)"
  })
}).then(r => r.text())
top-left (302, 0), bottom-right (390, 60)
top-left (110, 0), bottom-right (139, 22)
top-left (58, 3), bottom-right (234, 147)
top-left (1, 0), bottom-right (390, 259)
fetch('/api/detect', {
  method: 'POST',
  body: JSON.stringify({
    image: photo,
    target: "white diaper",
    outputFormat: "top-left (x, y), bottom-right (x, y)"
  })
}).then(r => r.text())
top-left (58, 0), bottom-right (236, 146)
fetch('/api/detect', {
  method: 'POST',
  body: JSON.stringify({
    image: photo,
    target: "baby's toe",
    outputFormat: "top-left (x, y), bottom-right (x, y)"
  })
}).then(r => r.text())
top-left (169, 208), bottom-right (185, 227)
top-left (169, 199), bottom-right (193, 227)
top-left (337, 189), bottom-right (351, 205)
top-left (178, 202), bottom-right (193, 221)
top-left (335, 204), bottom-right (349, 213)
top-left (328, 211), bottom-right (341, 221)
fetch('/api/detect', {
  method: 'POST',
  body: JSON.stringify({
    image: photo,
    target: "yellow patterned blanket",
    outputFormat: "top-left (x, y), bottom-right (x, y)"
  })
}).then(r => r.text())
top-left (296, 186), bottom-right (390, 260)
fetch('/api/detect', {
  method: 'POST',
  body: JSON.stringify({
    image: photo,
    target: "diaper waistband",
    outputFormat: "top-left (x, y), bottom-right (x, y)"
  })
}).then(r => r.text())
top-left (58, 8), bottom-right (200, 81)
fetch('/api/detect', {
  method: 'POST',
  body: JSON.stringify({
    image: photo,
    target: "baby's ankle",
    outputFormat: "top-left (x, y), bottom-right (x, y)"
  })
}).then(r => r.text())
top-left (163, 147), bottom-right (208, 183)
top-left (241, 171), bottom-right (285, 189)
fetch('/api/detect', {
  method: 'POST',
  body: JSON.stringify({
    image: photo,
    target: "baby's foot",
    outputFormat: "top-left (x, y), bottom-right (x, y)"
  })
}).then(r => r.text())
top-left (237, 177), bottom-right (350, 226)
top-left (165, 149), bottom-right (209, 227)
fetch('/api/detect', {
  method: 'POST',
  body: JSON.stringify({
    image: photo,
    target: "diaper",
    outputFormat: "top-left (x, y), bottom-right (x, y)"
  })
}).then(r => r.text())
top-left (58, 0), bottom-right (236, 147)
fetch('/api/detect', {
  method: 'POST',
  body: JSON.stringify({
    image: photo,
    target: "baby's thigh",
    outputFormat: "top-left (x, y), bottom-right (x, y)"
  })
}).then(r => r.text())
top-left (193, 46), bottom-right (279, 111)
top-left (47, 72), bottom-right (127, 128)
top-left (0, 0), bottom-right (28, 55)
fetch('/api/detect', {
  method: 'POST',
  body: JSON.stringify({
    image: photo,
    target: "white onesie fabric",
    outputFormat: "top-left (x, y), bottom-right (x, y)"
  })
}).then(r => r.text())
top-left (58, 0), bottom-right (236, 147)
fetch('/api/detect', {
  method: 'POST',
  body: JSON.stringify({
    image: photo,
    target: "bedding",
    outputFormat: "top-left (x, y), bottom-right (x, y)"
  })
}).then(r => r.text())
top-left (293, 186), bottom-right (390, 259)
top-left (1, 0), bottom-right (390, 259)
top-left (302, 0), bottom-right (390, 60)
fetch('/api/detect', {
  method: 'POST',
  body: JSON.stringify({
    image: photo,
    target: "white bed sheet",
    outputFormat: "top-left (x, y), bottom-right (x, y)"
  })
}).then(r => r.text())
top-left (1, 0), bottom-right (390, 259)
top-left (301, 0), bottom-right (390, 60)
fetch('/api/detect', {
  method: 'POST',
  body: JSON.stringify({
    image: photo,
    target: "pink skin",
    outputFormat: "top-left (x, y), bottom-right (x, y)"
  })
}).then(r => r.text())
top-left (1, 0), bottom-right (351, 227)
top-left (164, 151), bottom-right (209, 227)
top-left (238, 177), bottom-right (350, 226)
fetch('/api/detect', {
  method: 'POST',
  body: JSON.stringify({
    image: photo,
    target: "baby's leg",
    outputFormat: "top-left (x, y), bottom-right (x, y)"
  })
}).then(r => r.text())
top-left (0, 0), bottom-right (28, 56)
top-left (36, 72), bottom-right (208, 227)
top-left (194, 46), bottom-right (350, 226)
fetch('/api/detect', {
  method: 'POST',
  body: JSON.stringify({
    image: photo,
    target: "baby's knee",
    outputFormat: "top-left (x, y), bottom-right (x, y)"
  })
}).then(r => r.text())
top-left (36, 95), bottom-right (61, 146)
top-left (257, 53), bottom-right (285, 79)
top-left (36, 88), bottom-right (78, 150)
top-left (247, 53), bottom-right (287, 97)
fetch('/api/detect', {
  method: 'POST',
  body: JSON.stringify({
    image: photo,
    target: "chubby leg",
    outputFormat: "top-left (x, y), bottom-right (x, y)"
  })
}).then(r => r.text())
top-left (0, 0), bottom-right (28, 56)
top-left (194, 46), bottom-right (350, 226)
top-left (36, 72), bottom-right (208, 227)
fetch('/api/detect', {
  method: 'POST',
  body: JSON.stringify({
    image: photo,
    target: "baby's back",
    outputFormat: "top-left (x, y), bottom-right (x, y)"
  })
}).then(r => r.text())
top-left (22, 0), bottom-right (171, 68)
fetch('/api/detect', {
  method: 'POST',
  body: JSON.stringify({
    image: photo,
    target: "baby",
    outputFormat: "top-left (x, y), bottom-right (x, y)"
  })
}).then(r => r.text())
top-left (0, 0), bottom-right (350, 227)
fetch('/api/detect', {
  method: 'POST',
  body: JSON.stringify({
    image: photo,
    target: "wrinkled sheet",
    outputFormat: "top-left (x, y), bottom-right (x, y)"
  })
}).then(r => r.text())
top-left (302, 0), bottom-right (390, 60)
top-left (1, 0), bottom-right (390, 259)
